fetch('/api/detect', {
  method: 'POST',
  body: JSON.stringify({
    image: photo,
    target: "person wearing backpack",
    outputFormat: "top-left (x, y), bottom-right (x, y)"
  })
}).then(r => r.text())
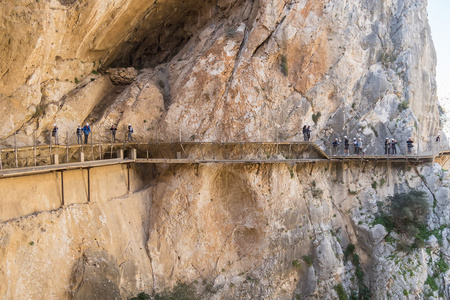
top-left (127, 124), bottom-right (134, 142)
top-left (52, 124), bottom-right (59, 145)
top-left (344, 136), bottom-right (349, 156)
top-left (384, 138), bottom-right (390, 155)
top-left (332, 138), bottom-right (340, 156)
top-left (407, 138), bottom-right (414, 154)
top-left (353, 138), bottom-right (359, 155)
top-left (76, 124), bottom-right (83, 144)
top-left (82, 123), bottom-right (91, 144)
top-left (306, 125), bottom-right (311, 141)
top-left (391, 138), bottom-right (397, 155)
top-left (358, 138), bottom-right (364, 156)
top-left (302, 125), bottom-right (307, 141)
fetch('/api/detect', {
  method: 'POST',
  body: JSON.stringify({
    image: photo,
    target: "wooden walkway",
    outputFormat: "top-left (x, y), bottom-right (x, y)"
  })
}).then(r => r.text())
top-left (0, 141), bottom-right (448, 178)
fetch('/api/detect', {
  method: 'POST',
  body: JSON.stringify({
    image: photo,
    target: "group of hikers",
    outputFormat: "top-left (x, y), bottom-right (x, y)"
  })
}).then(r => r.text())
top-left (302, 125), bottom-right (312, 141)
top-left (330, 136), bottom-right (416, 156)
top-left (51, 123), bottom-right (134, 145)
top-left (302, 122), bottom-right (444, 156)
top-left (330, 136), bottom-right (366, 156)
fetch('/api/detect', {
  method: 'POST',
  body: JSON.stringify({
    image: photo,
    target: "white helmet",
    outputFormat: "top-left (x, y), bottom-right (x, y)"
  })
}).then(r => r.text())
top-left (344, 136), bottom-right (347, 139)
top-left (86, 123), bottom-right (89, 125)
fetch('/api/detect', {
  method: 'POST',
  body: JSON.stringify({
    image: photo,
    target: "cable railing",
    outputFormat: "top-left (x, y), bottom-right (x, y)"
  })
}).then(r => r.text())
top-left (0, 129), bottom-right (448, 171)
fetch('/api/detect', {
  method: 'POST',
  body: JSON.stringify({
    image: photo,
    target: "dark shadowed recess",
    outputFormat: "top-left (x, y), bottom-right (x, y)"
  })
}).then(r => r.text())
top-left (105, 0), bottom-right (247, 69)
top-left (106, 0), bottom-right (217, 69)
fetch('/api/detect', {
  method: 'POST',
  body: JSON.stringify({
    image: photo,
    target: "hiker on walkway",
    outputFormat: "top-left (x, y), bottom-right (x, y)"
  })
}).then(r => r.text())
top-left (110, 124), bottom-right (117, 143)
top-left (391, 138), bottom-right (397, 155)
top-left (353, 138), bottom-right (359, 155)
top-left (306, 125), bottom-right (311, 141)
top-left (302, 125), bottom-right (307, 141)
top-left (52, 124), bottom-right (59, 145)
top-left (332, 138), bottom-right (340, 156)
top-left (76, 124), bottom-right (83, 144)
top-left (385, 138), bottom-right (390, 155)
top-left (344, 136), bottom-right (349, 156)
top-left (83, 123), bottom-right (91, 144)
top-left (436, 134), bottom-right (441, 153)
top-left (358, 138), bottom-right (364, 156)
top-left (406, 138), bottom-right (414, 154)
top-left (127, 124), bottom-right (134, 142)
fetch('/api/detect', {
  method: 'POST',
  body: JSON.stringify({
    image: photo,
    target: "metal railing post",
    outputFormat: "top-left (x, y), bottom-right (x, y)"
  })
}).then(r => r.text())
top-left (49, 131), bottom-right (52, 164)
top-left (14, 132), bottom-right (18, 168)
top-left (90, 130), bottom-right (94, 160)
top-left (33, 131), bottom-right (37, 166)
top-left (66, 131), bottom-right (69, 163)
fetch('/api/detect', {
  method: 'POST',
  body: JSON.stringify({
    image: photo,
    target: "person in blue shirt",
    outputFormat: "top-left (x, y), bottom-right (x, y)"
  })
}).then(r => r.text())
top-left (82, 123), bottom-right (91, 144)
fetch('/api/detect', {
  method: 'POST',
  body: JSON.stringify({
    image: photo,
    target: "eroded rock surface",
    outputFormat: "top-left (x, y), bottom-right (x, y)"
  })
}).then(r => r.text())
top-left (0, 0), bottom-right (449, 299)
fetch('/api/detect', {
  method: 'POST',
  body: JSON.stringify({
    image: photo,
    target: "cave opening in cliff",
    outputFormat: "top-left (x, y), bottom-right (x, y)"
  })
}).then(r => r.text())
top-left (105, 0), bottom-right (220, 69)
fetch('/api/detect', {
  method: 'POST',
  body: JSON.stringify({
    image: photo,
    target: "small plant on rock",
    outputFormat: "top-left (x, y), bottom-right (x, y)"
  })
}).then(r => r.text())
top-left (312, 112), bottom-right (321, 124)
top-left (280, 55), bottom-right (288, 76)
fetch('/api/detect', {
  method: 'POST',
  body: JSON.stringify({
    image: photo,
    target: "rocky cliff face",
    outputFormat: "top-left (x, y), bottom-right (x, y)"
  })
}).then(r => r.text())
top-left (1, 0), bottom-right (448, 299)
top-left (0, 0), bottom-right (440, 152)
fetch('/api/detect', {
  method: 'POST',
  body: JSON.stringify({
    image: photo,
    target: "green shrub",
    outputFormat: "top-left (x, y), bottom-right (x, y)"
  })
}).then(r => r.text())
top-left (302, 255), bottom-right (313, 267)
top-left (154, 281), bottom-right (198, 300)
top-left (129, 292), bottom-right (150, 300)
top-left (312, 112), bottom-right (321, 124)
top-left (348, 189), bottom-right (357, 195)
top-left (280, 55), bottom-right (288, 76)
top-left (75, 77), bottom-right (80, 84)
top-left (379, 178), bottom-right (386, 187)
top-left (425, 276), bottom-right (438, 291)
top-left (373, 214), bottom-right (394, 233)
top-left (436, 257), bottom-right (449, 273)
top-left (371, 181), bottom-right (378, 189)
top-left (375, 190), bottom-right (429, 245)
top-left (389, 190), bottom-right (429, 237)
top-left (33, 104), bottom-right (45, 118)
top-left (398, 100), bottom-right (409, 112)
top-left (91, 70), bottom-right (99, 75)
top-left (334, 284), bottom-right (348, 300)
top-left (292, 260), bottom-right (301, 269)
top-left (343, 243), bottom-right (355, 260)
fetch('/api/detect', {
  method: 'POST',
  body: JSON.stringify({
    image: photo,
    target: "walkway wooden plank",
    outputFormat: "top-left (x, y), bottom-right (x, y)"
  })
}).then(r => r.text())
top-left (0, 141), bottom-right (447, 178)
top-left (134, 158), bottom-right (330, 164)
top-left (0, 158), bottom-right (134, 179)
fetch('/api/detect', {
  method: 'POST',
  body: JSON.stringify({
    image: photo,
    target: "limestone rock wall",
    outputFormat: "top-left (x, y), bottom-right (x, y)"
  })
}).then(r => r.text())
top-left (2, 161), bottom-right (450, 299)
top-left (0, 0), bottom-right (448, 299)
top-left (0, 0), bottom-right (441, 154)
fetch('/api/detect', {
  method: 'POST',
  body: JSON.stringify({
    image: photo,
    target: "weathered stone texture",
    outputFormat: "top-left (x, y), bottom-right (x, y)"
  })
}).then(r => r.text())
top-left (0, 0), bottom-right (448, 299)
